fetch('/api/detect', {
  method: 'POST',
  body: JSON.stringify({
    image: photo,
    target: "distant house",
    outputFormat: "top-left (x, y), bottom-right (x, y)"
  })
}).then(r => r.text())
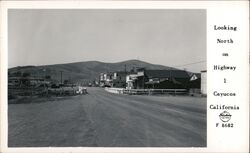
top-left (99, 72), bottom-right (114, 87)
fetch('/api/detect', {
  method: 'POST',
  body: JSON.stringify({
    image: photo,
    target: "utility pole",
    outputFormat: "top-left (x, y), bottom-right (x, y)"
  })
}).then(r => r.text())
top-left (170, 68), bottom-right (172, 82)
top-left (43, 68), bottom-right (48, 96)
top-left (60, 71), bottom-right (63, 84)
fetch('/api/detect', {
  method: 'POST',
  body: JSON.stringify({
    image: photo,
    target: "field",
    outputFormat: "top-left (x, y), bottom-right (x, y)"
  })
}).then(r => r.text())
top-left (8, 87), bottom-right (206, 147)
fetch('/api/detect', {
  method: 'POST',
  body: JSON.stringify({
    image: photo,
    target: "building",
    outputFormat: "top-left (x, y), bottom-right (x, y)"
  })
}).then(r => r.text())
top-left (101, 68), bottom-right (202, 91)
top-left (125, 69), bottom-right (192, 89)
top-left (126, 70), bottom-right (144, 89)
top-left (188, 73), bottom-right (201, 89)
top-left (112, 71), bottom-right (127, 88)
top-left (143, 70), bottom-right (190, 89)
top-left (200, 70), bottom-right (207, 95)
top-left (99, 72), bottom-right (114, 87)
top-left (99, 73), bottom-right (105, 87)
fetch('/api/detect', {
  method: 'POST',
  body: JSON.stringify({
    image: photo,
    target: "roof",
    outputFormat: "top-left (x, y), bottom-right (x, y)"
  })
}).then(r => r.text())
top-left (194, 73), bottom-right (201, 78)
top-left (145, 70), bottom-right (190, 79)
top-left (116, 71), bottom-right (140, 76)
top-left (189, 73), bottom-right (201, 78)
top-left (115, 71), bottom-right (128, 75)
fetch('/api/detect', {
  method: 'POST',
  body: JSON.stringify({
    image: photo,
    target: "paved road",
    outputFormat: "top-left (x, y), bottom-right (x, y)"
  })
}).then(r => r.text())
top-left (8, 87), bottom-right (206, 147)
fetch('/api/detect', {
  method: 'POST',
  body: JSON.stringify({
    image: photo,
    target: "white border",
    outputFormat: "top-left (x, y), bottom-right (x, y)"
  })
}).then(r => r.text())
top-left (0, 1), bottom-right (249, 153)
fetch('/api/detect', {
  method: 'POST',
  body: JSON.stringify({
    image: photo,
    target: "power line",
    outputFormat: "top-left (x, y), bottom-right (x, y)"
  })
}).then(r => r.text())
top-left (172, 60), bottom-right (206, 68)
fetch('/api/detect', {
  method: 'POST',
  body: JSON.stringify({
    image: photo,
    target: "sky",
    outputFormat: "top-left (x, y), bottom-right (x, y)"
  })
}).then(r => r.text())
top-left (8, 9), bottom-right (206, 72)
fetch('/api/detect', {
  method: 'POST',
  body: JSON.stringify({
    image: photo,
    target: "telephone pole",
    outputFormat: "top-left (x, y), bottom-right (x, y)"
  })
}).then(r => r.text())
top-left (60, 71), bottom-right (63, 84)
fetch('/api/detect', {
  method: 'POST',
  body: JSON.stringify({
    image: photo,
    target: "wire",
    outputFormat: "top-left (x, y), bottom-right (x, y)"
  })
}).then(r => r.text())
top-left (172, 60), bottom-right (206, 67)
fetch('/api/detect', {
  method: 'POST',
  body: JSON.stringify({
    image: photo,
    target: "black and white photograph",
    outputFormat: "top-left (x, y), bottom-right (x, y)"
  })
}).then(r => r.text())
top-left (7, 9), bottom-right (207, 147)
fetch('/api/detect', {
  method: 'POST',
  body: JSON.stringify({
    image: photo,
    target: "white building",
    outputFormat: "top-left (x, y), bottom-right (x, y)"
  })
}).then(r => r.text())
top-left (126, 71), bottom-right (144, 89)
top-left (200, 70), bottom-right (207, 95)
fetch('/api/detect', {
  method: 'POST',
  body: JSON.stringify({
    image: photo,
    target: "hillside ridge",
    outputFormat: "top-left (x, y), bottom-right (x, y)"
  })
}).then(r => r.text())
top-left (8, 59), bottom-right (181, 83)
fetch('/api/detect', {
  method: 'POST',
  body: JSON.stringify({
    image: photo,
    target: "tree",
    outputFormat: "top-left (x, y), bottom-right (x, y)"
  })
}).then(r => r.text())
top-left (22, 72), bottom-right (30, 77)
top-left (13, 71), bottom-right (22, 77)
top-left (45, 75), bottom-right (51, 79)
top-left (64, 80), bottom-right (69, 84)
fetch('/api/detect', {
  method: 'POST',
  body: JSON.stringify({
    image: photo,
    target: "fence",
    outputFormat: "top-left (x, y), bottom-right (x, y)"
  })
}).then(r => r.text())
top-left (105, 88), bottom-right (124, 94)
top-left (8, 86), bottom-right (87, 98)
top-left (105, 88), bottom-right (187, 95)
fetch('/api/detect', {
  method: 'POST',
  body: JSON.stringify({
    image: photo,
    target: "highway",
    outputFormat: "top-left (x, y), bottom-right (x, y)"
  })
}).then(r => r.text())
top-left (8, 87), bottom-right (206, 147)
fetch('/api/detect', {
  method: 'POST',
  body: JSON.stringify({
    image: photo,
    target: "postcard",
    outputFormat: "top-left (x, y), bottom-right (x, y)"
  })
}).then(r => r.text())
top-left (0, 1), bottom-right (249, 153)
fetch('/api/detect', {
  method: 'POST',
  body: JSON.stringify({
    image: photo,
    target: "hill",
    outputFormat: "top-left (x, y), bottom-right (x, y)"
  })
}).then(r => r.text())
top-left (8, 60), bottom-right (178, 84)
